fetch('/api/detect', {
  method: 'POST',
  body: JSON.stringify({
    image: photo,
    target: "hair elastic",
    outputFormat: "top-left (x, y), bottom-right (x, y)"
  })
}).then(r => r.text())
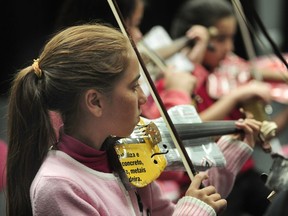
top-left (32, 58), bottom-right (42, 78)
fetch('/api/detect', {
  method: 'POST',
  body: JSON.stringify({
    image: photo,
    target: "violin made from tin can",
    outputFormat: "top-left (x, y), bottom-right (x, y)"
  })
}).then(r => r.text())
top-left (114, 105), bottom-right (276, 188)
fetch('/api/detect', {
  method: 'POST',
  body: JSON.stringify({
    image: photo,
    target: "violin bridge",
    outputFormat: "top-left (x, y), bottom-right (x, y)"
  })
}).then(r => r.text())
top-left (133, 122), bottom-right (162, 146)
top-left (146, 122), bottom-right (162, 146)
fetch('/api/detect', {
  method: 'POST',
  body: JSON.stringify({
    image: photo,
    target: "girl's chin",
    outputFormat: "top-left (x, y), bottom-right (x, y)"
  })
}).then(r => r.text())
top-left (119, 128), bottom-right (136, 138)
top-left (118, 119), bottom-right (141, 137)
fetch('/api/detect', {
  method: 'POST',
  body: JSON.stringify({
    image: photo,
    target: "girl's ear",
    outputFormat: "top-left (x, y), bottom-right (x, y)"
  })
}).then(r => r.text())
top-left (85, 89), bottom-right (103, 117)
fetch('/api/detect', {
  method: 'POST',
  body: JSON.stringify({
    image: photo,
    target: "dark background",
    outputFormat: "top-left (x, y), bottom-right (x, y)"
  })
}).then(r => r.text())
top-left (0, 1), bottom-right (287, 214)
top-left (1, 0), bottom-right (287, 96)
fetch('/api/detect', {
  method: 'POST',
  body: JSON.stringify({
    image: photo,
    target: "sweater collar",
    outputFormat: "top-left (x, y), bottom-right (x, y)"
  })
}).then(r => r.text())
top-left (57, 133), bottom-right (112, 173)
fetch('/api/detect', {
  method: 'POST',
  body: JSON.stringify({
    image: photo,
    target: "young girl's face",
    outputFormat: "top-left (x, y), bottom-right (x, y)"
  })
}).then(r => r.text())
top-left (102, 49), bottom-right (147, 137)
top-left (203, 16), bottom-right (237, 70)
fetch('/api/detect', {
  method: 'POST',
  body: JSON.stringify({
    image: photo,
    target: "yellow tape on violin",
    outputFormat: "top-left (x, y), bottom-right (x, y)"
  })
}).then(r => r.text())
top-left (114, 118), bottom-right (167, 188)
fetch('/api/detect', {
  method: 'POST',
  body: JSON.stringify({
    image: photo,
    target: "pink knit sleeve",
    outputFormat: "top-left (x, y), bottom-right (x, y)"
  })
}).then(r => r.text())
top-left (173, 196), bottom-right (216, 216)
top-left (203, 136), bottom-right (253, 197)
top-left (139, 180), bottom-right (216, 216)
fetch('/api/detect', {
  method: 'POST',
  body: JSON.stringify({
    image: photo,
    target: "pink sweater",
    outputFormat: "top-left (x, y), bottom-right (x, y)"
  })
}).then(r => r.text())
top-left (30, 134), bottom-right (217, 216)
top-left (30, 134), bottom-right (252, 215)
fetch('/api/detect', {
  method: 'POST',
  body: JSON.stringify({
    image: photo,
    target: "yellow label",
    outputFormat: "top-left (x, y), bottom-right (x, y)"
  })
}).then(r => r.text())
top-left (114, 136), bottom-right (167, 187)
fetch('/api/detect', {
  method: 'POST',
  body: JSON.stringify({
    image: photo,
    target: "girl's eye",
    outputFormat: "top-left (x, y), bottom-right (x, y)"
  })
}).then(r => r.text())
top-left (133, 82), bottom-right (140, 91)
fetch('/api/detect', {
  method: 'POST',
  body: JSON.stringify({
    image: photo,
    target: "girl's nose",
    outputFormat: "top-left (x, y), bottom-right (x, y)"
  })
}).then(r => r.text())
top-left (139, 87), bottom-right (147, 105)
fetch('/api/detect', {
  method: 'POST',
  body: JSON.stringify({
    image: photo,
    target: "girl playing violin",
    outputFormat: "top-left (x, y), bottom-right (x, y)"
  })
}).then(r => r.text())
top-left (143, 0), bottom-right (273, 121)
top-left (100, 0), bottom-right (272, 209)
top-left (6, 22), bottom-right (268, 216)
top-left (55, 0), bottom-right (273, 207)
top-left (6, 23), bottom-right (230, 216)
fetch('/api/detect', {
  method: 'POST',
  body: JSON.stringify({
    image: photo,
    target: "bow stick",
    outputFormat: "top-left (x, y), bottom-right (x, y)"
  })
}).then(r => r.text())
top-left (231, 0), bottom-right (288, 73)
top-left (107, 0), bottom-right (199, 181)
top-left (231, 0), bottom-right (261, 80)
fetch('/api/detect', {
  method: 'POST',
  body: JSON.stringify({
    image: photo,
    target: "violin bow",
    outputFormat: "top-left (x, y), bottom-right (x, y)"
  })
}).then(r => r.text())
top-left (106, 0), bottom-right (199, 181)
top-left (137, 40), bottom-right (168, 73)
top-left (251, 8), bottom-right (288, 71)
top-left (231, 0), bottom-right (261, 80)
top-left (231, 0), bottom-right (288, 73)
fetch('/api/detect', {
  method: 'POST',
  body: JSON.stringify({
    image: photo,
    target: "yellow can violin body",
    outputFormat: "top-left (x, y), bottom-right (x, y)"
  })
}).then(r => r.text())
top-left (114, 119), bottom-right (167, 188)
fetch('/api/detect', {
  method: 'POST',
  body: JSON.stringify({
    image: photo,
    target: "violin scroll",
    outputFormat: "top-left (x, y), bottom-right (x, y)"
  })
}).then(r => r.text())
top-left (257, 120), bottom-right (278, 153)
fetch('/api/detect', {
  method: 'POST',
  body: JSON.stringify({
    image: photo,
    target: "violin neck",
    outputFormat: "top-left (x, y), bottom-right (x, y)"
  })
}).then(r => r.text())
top-left (155, 36), bottom-right (193, 60)
top-left (174, 121), bottom-right (242, 140)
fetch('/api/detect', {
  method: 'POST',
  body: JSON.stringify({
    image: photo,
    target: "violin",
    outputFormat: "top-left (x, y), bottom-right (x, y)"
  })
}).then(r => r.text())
top-left (136, 25), bottom-right (197, 84)
top-left (138, 25), bottom-right (218, 76)
top-left (114, 105), bottom-right (277, 188)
